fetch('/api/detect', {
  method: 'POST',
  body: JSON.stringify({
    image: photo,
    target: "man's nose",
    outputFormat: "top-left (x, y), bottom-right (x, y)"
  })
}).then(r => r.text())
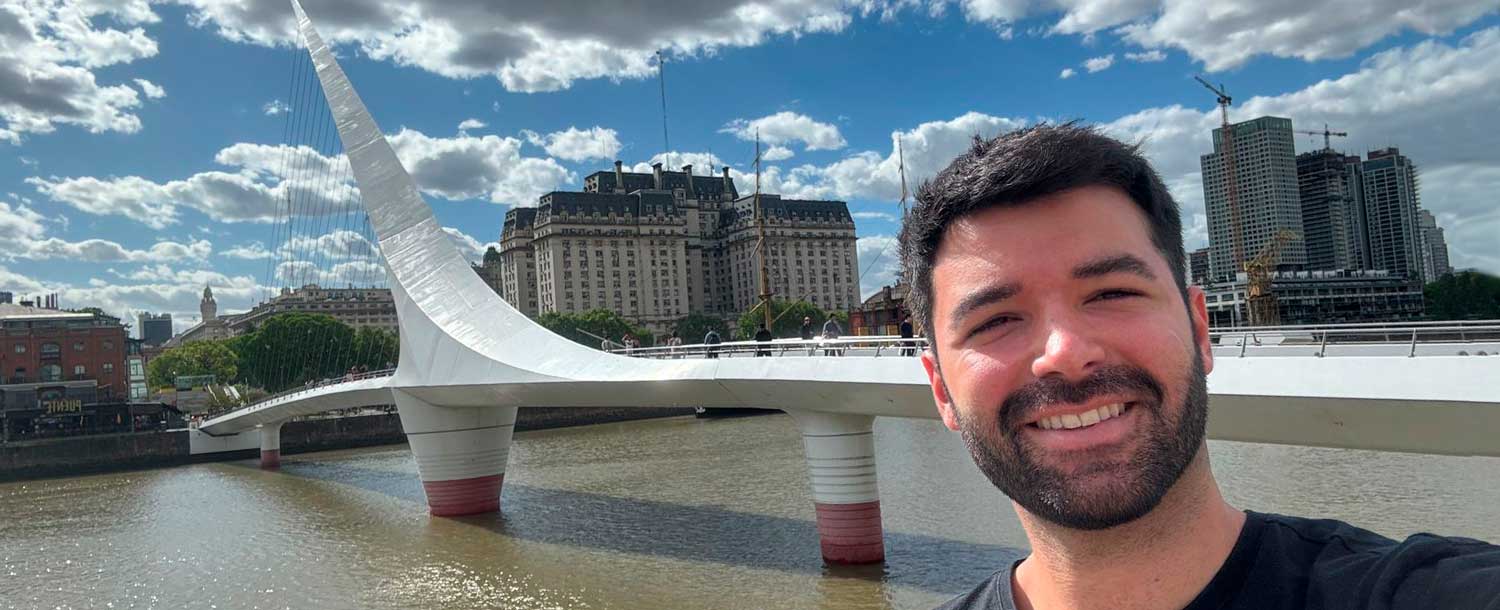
top-left (1029, 314), bottom-right (1106, 381)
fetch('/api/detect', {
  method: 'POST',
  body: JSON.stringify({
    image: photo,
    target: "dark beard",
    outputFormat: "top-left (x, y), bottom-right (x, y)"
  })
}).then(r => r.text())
top-left (952, 349), bottom-right (1209, 530)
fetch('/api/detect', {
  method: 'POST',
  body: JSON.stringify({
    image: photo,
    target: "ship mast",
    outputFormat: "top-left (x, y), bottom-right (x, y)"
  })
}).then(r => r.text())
top-left (754, 130), bottom-right (773, 330)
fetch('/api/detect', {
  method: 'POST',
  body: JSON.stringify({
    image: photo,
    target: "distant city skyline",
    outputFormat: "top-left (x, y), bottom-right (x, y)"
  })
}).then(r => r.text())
top-left (2, 2), bottom-right (1497, 330)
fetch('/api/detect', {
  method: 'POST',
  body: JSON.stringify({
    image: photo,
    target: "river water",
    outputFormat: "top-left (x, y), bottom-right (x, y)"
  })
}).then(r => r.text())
top-left (3, 413), bottom-right (1498, 610)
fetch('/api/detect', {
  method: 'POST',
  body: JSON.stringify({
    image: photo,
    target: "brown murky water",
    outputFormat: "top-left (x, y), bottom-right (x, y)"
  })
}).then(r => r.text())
top-left (3, 413), bottom-right (1498, 609)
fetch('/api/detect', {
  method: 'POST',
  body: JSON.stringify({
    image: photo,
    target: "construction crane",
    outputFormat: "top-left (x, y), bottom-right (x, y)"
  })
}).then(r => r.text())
top-left (1195, 76), bottom-right (1245, 276)
top-left (1245, 229), bottom-right (1298, 326)
top-left (1296, 124), bottom-right (1349, 151)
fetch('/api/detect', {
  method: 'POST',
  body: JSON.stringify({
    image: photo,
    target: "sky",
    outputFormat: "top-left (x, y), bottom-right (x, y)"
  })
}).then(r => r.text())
top-left (3, 0), bottom-right (1497, 335)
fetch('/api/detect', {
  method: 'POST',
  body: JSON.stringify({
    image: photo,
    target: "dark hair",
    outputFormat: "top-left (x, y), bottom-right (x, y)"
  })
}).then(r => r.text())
top-left (898, 123), bottom-right (1187, 339)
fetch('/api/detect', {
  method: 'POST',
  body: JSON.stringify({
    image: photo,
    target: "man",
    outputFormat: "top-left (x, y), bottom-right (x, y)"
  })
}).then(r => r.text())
top-left (900, 314), bottom-right (916, 357)
top-left (822, 315), bottom-right (843, 357)
top-left (703, 328), bottom-right (721, 359)
top-left (900, 125), bottom-right (1499, 610)
top-left (755, 324), bottom-right (774, 357)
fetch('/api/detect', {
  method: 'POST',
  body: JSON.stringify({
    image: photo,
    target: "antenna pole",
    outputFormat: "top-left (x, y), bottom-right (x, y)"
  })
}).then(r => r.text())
top-left (657, 50), bottom-right (671, 169)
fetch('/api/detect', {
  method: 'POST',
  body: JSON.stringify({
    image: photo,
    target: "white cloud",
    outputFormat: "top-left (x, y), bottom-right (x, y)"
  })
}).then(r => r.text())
top-left (522, 126), bottom-right (622, 162)
top-left (457, 118), bottom-right (486, 131)
top-left (1118, 0), bottom-right (1498, 71)
top-left (1059, 67), bottom-right (1076, 79)
top-left (275, 259), bottom-right (386, 287)
top-left (25, 238), bottom-right (212, 263)
top-left (0, 1), bottom-right (158, 143)
top-left (279, 229), bottom-right (376, 261)
top-left (133, 78), bottom-right (165, 99)
top-left (172, 0), bottom-right (862, 93)
top-left (1125, 49), bottom-right (1166, 62)
top-left (0, 262), bottom-right (265, 331)
top-left (442, 227), bottom-right (498, 263)
top-left (262, 99), bottom-right (290, 115)
top-left (222, 241), bottom-right (273, 259)
top-left (626, 152), bottom-right (729, 175)
top-left (855, 235), bottom-right (902, 299)
top-left (762, 145), bottom-right (795, 161)
top-left (28, 129), bottom-right (574, 227)
top-left (1083, 53), bottom-right (1115, 73)
top-left (721, 111), bottom-right (847, 151)
top-left (851, 210), bottom-right (896, 222)
top-left (388, 127), bottom-right (573, 205)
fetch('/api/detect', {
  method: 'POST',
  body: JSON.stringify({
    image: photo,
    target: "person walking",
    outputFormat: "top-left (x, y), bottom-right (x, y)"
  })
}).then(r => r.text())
top-left (800, 316), bottom-right (816, 355)
top-left (754, 324), bottom-right (774, 357)
top-left (821, 315), bottom-right (842, 357)
top-left (703, 329), bottom-right (722, 359)
top-left (899, 315), bottom-right (916, 357)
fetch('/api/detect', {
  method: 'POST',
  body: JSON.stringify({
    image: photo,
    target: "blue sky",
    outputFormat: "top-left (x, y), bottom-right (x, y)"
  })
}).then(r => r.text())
top-left (3, 1), bottom-right (1498, 334)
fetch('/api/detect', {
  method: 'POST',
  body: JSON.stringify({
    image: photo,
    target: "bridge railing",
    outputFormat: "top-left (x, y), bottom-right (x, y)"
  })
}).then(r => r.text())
top-left (617, 336), bottom-right (926, 359)
top-left (196, 368), bottom-right (396, 423)
top-left (616, 322), bottom-right (1500, 360)
top-left (1208, 322), bottom-right (1500, 357)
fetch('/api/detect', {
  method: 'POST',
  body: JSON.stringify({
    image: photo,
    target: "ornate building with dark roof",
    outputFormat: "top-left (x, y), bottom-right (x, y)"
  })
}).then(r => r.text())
top-left (498, 161), bottom-right (859, 330)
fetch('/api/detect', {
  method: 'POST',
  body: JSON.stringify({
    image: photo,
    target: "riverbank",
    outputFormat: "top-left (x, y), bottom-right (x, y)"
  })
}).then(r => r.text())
top-left (0, 406), bottom-right (696, 482)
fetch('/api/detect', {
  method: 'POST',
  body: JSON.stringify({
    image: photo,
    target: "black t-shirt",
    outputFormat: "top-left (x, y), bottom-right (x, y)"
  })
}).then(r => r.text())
top-left (935, 511), bottom-right (1500, 610)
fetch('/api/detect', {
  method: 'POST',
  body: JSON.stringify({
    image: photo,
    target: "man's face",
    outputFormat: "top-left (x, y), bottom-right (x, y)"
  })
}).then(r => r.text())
top-left (919, 186), bottom-right (1214, 531)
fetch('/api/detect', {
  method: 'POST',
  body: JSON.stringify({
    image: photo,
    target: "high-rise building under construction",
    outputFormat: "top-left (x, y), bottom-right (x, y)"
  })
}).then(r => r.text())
top-left (1200, 116), bottom-right (1308, 281)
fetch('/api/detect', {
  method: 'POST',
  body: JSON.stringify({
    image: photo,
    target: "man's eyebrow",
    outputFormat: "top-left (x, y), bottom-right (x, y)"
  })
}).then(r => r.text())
top-left (1073, 254), bottom-right (1157, 281)
top-left (948, 283), bottom-right (1021, 333)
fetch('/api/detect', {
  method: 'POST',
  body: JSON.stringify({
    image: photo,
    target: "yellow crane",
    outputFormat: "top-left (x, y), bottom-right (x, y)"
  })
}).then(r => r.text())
top-left (1245, 229), bottom-right (1298, 326)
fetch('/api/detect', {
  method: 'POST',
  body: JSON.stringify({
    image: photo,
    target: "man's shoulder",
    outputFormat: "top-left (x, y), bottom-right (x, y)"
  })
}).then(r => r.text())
top-left (1243, 511), bottom-right (1500, 609)
top-left (933, 563), bottom-right (1019, 610)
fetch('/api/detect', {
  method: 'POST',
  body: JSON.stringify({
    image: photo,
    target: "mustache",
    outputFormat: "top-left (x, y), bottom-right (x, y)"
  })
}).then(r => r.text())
top-left (1000, 365), bottom-right (1165, 429)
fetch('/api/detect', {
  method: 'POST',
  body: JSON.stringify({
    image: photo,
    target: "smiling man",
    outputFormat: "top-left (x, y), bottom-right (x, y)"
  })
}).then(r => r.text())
top-left (901, 125), bottom-right (1499, 610)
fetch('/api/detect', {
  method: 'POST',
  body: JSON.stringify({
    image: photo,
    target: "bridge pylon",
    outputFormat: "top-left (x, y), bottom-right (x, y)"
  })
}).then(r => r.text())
top-left (393, 390), bottom-right (518, 516)
top-left (259, 423), bottom-right (282, 470)
top-left (790, 410), bottom-right (885, 564)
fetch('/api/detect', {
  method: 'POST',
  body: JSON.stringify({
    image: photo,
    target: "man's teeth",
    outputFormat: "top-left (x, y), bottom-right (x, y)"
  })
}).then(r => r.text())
top-left (1037, 403), bottom-right (1126, 430)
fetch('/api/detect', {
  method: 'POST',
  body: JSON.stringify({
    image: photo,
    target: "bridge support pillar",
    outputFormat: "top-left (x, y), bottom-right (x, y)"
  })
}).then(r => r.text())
top-left (259, 423), bottom-right (282, 470)
top-left (788, 410), bottom-right (884, 564)
top-left (393, 390), bottom-right (516, 516)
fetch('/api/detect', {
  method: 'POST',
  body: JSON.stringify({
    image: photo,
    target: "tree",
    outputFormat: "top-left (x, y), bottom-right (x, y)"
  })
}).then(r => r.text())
top-left (147, 340), bottom-right (238, 388)
top-left (737, 299), bottom-right (829, 339)
top-left (351, 326), bottom-right (400, 371)
top-left (674, 313), bottom-right (728, 344)
top-left (535, 309), bottom-right (653, 349)
top-left (225, 312), bottom-right (354, 393)
top-left (1425, 271), bottom-right (1500, 320)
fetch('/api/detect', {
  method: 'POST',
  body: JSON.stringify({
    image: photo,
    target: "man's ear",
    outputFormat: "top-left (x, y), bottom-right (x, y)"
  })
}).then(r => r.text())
top-left (1187, 285), bottom-right (1214, 375)
top-left (921, 348), bottom-right (960, 431)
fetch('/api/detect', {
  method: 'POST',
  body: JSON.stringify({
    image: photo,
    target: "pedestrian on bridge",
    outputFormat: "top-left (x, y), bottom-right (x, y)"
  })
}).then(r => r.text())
top-left (703, 329), bottom-right (721, 359)
top-left (909, 124), bottom-right (1500, 610)
top-left (821, 315), bottom-right (842, 356)
top-left (754, 324), bottom-right (773, 357)
top-left (899, 315), bottom-right (916, 357)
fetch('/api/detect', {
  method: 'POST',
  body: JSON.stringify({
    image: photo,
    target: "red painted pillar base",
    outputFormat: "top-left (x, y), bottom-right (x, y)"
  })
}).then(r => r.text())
top-left (259, 449), bottom-right (281, 470)
top-left (423, 474), bottom-right (505, 516)
top-left (815, 501), bottom-right (885, 564)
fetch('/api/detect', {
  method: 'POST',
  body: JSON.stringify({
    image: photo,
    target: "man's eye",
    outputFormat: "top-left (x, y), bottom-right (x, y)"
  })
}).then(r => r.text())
top-left (970, 316), bottom-right (1016, 336)
top-left (1092, 289), bottom-right (1141, 302)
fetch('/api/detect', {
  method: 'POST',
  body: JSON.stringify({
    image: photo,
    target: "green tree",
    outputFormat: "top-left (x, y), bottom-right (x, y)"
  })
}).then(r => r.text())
top-left (226, 312), bottom-right (354, 393)
top-left (535, 309), bottom-right (653, 349)
top-left (351, 326), bottom-right (400, 371)
top-left (737, 299), bottom-right (829, 339)
top-left (674, 313), bottom-right (728, 344)
top-left (147, 340), bottom-right (239, 388)
top-left (1425, 271), bottom-right (1500, 320)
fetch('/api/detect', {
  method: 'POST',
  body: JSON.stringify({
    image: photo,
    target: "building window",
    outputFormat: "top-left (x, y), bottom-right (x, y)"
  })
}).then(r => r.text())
top-left (104, 363), bottom-right (115, 374)
top-left (41, 364), bottom-right (62, 382)
top-left (74, 365), bottom-right (86, 376)
top-left (41, 343), bottom-right (59, 355)
top-left (13, 344), bottom-right (24, 354)
top-left (74, 341), bottom-right (86, 351)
